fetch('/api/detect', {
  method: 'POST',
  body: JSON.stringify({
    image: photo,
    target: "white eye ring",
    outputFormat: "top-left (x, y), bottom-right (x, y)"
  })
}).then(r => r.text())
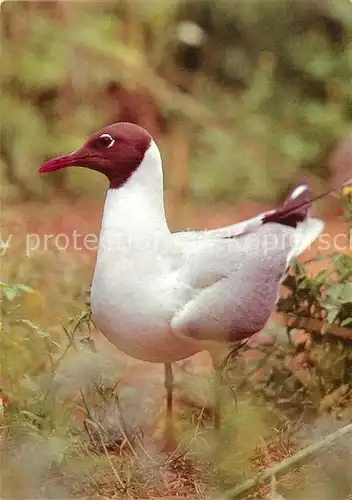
top-left (99, 133), bottom-right (115, 148)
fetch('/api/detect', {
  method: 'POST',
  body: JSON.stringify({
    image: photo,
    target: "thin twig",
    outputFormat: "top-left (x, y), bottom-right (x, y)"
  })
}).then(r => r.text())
top-left (283, 314), bottom-right (352, 341)
top-left (220, 422), bottom-right (352, 499)
top-left (95, 424), bottom-right (128, 494)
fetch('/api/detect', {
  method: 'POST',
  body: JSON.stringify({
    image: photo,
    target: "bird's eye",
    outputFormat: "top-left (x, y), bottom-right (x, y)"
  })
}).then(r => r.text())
top-left (99, 134), bottom-right (115, 148)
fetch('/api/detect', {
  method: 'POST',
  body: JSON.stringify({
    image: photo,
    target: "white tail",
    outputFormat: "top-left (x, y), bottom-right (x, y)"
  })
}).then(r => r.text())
top-left (288, 217), bottom-right (324, 262)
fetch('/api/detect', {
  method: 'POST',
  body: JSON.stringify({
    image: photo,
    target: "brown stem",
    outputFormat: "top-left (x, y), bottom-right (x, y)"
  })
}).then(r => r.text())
top-left (221, 423), bottom-right (352, 499)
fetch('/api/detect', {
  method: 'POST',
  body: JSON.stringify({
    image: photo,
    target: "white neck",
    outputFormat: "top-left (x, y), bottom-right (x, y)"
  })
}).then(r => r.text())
top-left (97, 141), bottom-right (169, 255)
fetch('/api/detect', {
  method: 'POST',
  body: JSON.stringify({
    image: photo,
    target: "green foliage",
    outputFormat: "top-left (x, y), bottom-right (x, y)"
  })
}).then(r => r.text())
top-left (277, 195), bottom-right (352, 330)
top-left (1, 0), bottom-right (350, 202)
top-left (340, 190), bottom-right (352, 226)
top-left (1, 282), bottom-right (101, 497)
top-left (0, 282), bottom-right (35, 303)
top-left (187, 0), bottom-right (351, 201)
top-left (280, 252), bottom-right (352, 328)
top-left (260, 198), bottom-right (352, 418)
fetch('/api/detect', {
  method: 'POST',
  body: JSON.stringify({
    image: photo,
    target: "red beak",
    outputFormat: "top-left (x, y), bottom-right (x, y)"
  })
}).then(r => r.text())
top-left (39, 150), bottom-right (88, 173)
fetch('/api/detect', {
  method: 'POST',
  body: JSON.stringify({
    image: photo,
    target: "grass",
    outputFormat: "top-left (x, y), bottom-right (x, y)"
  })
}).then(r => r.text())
top-left (1, 197), bottom-right (351, 499)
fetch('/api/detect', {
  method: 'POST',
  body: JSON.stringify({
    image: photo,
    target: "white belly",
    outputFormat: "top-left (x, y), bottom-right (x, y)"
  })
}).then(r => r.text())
top-left (90, 272), bottom-right (201, 363)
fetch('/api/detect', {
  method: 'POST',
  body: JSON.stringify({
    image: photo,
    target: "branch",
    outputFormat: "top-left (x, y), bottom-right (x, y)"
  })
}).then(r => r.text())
top-left (220, 423), bottom-right (352, 500)
top-left (284, 314), bottom-right (352, 341)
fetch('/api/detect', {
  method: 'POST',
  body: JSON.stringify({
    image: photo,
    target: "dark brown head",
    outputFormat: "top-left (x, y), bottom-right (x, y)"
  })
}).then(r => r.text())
top-left (39, 122), bottom-right (152, 188)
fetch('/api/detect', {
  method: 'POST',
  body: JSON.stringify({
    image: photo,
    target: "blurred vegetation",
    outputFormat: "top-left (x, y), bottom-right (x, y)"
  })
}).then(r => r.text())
top-left (1, 2), bottom-right (351, 498)
top-left (1, 0), bottom-right (351, 203)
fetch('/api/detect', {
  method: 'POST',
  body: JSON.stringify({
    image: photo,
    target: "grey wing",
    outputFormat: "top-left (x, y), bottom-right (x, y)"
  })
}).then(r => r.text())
top-left (171, 223), bottom-right (293, 343)
top-left (173, 214), bottom-right (266, 243)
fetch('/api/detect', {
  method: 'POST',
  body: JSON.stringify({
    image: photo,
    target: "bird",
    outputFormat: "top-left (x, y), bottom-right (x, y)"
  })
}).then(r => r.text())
top-left (39, 122), bottom-right (325, 447)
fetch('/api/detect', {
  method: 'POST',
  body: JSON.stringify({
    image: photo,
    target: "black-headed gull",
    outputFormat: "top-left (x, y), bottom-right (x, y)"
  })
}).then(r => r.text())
top-left (40, 122), bottom-right (326, 445)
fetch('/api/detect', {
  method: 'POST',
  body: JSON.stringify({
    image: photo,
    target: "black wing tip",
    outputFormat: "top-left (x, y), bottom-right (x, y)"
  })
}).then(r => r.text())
top-left (264, 180), bottom-right (312, 228)
top-left (284, 180), bottom-right (311, 205)
top-left (262, 177), bottom-right (349, 229)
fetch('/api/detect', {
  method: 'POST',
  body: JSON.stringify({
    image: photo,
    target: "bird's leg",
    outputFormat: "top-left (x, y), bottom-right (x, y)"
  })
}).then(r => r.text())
top-left (163, 362), bottom-right (176, 449)
top-left (212, 342), bottom-right (246, 431)
top-left (209, 344), bottom-right (230, 432)
top-left (165, 362), bottom-right (174, 422)
top-left (213, 364), bottom-right (223, 431)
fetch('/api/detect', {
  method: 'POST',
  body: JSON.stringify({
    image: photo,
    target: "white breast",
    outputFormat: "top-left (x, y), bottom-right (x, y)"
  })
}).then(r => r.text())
top-left (91, 268), bottom-right (200, 362)
top-left (90, 144), bottom-right (201, 362)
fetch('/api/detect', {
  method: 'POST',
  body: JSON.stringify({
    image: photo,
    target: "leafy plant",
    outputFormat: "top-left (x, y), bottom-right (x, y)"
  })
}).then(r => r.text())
top-left (1, 0), bottom-right (351, 202)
